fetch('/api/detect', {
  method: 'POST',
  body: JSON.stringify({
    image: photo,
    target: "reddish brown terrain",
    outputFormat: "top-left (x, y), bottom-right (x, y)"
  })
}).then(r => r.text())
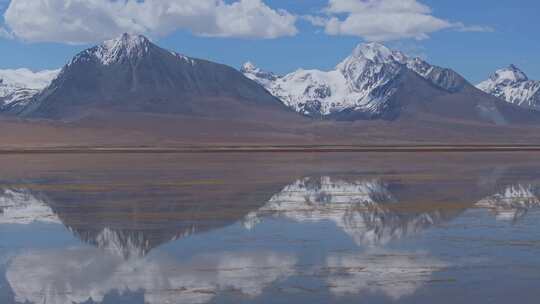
top-left (3, 111), bottom-right (540, 149)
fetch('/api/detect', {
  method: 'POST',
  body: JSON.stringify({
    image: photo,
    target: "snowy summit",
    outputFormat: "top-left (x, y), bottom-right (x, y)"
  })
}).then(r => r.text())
top-left (69, 33), bottom-right (153, 66)
top-left (96, 33), bottom-right (152, 65)
top-left (477, 65), bottom-right (540, 110)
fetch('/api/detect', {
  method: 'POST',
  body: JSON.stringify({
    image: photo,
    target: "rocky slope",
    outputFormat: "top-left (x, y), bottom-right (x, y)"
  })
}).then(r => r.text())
top-left (477, 65), bottom-right (540, 111)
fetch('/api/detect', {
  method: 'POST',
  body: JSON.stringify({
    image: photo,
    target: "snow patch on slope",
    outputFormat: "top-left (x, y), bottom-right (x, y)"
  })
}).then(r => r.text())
top-left (98, 33), bottom-right (150, 65)
top-left (68, 33), bottom-right (197, 68)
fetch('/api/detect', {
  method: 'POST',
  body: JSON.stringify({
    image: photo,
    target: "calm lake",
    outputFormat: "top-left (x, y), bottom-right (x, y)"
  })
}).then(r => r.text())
top-left (1, 153), bottom-right (539, 304)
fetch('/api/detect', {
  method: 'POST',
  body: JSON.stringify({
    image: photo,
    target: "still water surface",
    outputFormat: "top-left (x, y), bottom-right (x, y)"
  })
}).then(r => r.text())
top-left (0, 153), bottom-right (539, 303)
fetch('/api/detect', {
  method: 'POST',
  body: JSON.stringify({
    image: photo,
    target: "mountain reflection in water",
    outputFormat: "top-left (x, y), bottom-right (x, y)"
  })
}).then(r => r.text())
top-left (244, 176), bottom-right (453, 246)
top-left (476, 184), bottom-right (540, 222)
top-left (0, 188), bottom-right (60, 225)
top-left (1, 175), bottom-right (470, 255)
top-left (2, 162), bottom-right (540, 304)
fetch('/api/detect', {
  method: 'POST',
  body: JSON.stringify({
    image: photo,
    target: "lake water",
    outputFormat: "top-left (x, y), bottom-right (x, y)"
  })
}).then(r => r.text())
top-left (1, 153), bottom-right (540, 304)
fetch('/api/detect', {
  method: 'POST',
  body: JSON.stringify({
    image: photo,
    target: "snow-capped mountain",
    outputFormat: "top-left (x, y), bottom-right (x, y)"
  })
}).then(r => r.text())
top-left (0, 68), bottom-right (59, 110)
top-left (476, 65), bottom-right (540, 111)
top-left (19, 33), bottom-right (287, 119)
top-left (242, 43), bottom-right (467, 118)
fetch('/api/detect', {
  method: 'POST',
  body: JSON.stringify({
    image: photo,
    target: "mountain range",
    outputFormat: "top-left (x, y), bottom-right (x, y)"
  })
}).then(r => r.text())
top-left (1, 33), bottom-right (540, 145)
top-left (242, 43), bottom-right (540, 124)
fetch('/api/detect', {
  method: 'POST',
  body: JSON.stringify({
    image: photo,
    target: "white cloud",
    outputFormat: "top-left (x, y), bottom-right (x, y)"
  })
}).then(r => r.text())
top-left (301, 15), bottom-right (328, 27)
top-left (325, 0), bottom-right (432, 14)
top-left (454, 23), bottom-right (494, 33)
top-left (0, 26), bottom-right (12, 39)
top-left (308, 0), bottom-right (492, 41)
top-left (3, 0), bottom-right (298, 44)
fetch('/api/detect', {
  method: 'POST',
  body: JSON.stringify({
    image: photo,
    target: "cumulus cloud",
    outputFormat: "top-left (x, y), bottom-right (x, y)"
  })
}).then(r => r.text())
top-left (308, 0), bottom-right (492, 41)
top-left (2, 0), bottom-right (298, 44)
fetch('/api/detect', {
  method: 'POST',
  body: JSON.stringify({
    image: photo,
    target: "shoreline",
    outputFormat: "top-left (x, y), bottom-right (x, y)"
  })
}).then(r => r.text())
top-left (1, 145), bottom-right (540, 153)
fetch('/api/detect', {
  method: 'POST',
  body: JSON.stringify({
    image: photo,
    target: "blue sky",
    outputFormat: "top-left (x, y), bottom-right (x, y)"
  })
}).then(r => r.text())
top-left (0, 0), bottom-right (538, 83)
